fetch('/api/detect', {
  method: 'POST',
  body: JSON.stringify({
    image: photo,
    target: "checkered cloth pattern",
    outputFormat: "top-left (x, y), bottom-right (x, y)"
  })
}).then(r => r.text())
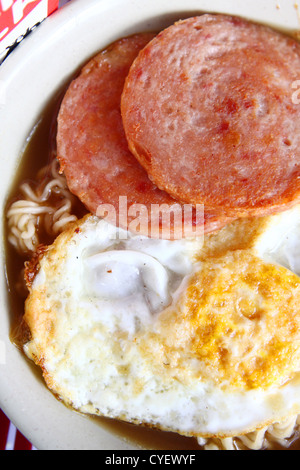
top-left (0, 409), bottom-right (36, 450)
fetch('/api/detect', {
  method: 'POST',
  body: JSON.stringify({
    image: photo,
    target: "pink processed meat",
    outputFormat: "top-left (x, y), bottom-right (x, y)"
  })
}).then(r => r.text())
top-left (121, 15), bottom-right (300, 218)
top-left (57, 33), bottom-right (232, 238)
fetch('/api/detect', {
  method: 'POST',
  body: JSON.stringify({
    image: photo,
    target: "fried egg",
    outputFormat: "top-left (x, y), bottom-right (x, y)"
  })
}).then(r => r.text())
top-left (24, 207), bottom-right (300, 438)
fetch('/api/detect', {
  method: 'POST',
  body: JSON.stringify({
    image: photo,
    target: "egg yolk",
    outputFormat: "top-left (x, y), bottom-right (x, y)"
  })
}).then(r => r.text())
top-left (154, 250), bottom-right (300, 391)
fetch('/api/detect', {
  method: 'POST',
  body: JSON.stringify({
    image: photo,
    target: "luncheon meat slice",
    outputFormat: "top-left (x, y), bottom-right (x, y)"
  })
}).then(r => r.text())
top-left (121, 15), bottom-right (300, 218)
top-left (57, 34), bottom-right (232, 238)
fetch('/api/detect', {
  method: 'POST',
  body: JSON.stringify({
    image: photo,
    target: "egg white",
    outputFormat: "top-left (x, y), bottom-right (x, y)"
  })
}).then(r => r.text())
top-left (24, 208), bottom-right (300, 438)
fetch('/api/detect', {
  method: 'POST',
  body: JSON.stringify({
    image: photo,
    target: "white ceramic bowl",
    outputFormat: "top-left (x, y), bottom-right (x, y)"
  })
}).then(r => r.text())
top-left (0, 0), bottom-right (300, 451)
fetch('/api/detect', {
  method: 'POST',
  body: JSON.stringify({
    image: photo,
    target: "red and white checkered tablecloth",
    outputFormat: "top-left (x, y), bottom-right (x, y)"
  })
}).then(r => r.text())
top-left (0, 0), bottom-right (72, 451)
top-left (0, 409), bottom-right (36, 450)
